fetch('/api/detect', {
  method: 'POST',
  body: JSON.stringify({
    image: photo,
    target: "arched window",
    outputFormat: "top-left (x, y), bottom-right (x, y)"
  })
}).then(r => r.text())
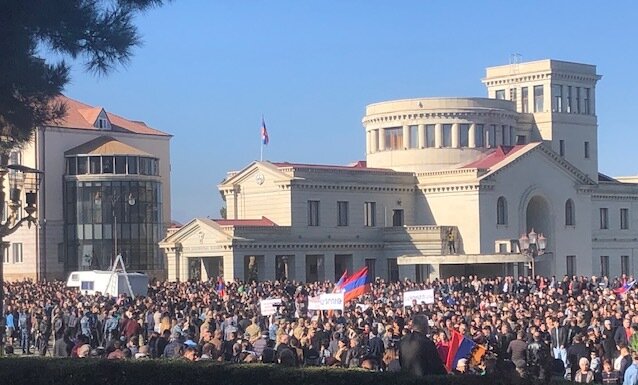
top-left (565, 199), bottom-right (575, 226)
top-left (497, 196), bottom-right (508, 225)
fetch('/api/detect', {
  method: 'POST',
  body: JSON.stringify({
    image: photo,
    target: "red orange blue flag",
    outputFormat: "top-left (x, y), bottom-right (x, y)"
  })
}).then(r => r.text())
top-left (261, 117), bottom-right (269, 145)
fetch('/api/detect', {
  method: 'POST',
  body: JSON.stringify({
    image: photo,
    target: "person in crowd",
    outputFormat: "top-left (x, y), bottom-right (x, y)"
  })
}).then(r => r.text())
top-left (602, 358), bottom-right (621, 385)
top-left (398, 314), bottom-right (446, 376)
top-left (574, 357), bottom-right (595, 383)
top-left (507, 330), bottom-right (528, 377)
top-left (624, 353), bottom-right (638, 385)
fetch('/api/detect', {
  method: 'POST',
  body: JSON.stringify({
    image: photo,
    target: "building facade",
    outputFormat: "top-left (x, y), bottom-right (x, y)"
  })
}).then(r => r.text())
top-left (3, 95), bottom-right (171, 281)
top-left (161, 59), bottom-right (638, 282)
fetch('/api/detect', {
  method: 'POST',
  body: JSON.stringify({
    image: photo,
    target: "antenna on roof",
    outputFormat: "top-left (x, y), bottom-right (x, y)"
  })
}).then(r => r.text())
top-left (509, 53), bottom-right (522, 74)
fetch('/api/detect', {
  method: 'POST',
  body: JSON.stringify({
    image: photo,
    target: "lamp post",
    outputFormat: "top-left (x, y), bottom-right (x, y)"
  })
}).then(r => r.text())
top-left (0, 157), bottom-right (42, 357)
top-left (95, 191), bottom-right (136, 269)
top-left (519, 228), bottom-right (548, 279)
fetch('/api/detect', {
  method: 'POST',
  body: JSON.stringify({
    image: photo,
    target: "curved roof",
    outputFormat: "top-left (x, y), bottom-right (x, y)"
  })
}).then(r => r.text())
top-left (64, 136), bottom-right (152, 156)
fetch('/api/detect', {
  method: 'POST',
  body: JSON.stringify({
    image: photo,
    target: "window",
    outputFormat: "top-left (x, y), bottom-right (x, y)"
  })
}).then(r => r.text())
top-left (365, 259), bottom-right (376, 282)
top-left (102, 156), bottom-right (114, 173)
top-left (521, 87), bottom-right (529, 113)
top-left (2, 246), bottom-right (8, 264)
top-left (584, 142), bottom-right (590, 159)
top-left (475, 124), bottom-right (484, 147)
top-left (66, 157), bottom-right (77, 175)
top-left (364, 202), bottom-right (376, 227)
top-left (600, 256), bottom-right (609, 278)
top-left (567, 86), bottom-right (573, 113)
top-left (621, 255), bottom-right (630, 276)
top-left (112, 156), bottom-right (125, 174)
top-left (425, 125), bottom-right (435, 148)
top-left (621, 208), bottom-right (629, 230)
top-left (459, 124), bottom-right (470, 147)
top-left (307, 200), bottom-right (320, 226)
top-left (384, 127), bottom-right (403, 150)
top-left (584, 88), bottom-right (591, 114)
top-left (534, 85), bottom-right (544, 112)
top-left (12, 243), bottom-right (23, 263)
top-left (80, 281), bottom-right (95, 291)
top-left (387, 258), bottom-right (399, 282)
top-left (495, 90), bottom-right (506, 100)
top-left (486, 125), bottom-right (496, 148)
top-left (409, 125), bottom-right (418, 149)
top-left (552, 84), bottom-right (563, 112)
top-left (510, 88), bottom-right (517, 104)
top-left (559, 140), bottom-right (565, 157)
top-left (576, 87), bottom-right (581, 113)
top-left (392, 209), bottom-right (404, 227)
top-left (442, 124), bottom-right (452, 147)
top-left (565, 199), bottom-right (575, 226)
top-left (77, 157), bottom-right (88, 175)
top-left (600, 208), bottom-right (609, 229)
top-left (497, 196), bottom-right (508, 225)
top-left (566, 255), bottom-right (576, 277)
top-left (516, 135), bottom-right (527, 145)
top-left (89, 156), bottom-right (101, 174)
top-left (337, 201), bottom-right (348, 227)
top-left (127, 156), bottom-right (138, 174)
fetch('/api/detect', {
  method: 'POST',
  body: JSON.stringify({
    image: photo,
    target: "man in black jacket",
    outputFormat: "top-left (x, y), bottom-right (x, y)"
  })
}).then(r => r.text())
top-left (567, 335), bottom-right (589, 381)
top-left (399, 314), bottom-right (447, 376)
top-left (549, 319), bottom-right (567, 368)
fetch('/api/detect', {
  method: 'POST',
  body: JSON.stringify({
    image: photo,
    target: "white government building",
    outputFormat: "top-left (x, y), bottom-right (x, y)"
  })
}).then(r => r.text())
top-left (161, 58), bottom-right (638, 283)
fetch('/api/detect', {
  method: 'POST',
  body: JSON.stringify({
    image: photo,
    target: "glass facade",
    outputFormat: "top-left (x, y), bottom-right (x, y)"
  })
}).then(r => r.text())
top-left (64, 178), bottom-right (163, 271)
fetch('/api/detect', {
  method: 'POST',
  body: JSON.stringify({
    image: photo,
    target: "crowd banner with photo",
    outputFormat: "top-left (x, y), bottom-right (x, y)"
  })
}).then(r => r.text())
top-left (260, 298), bottom-right (282, 316)
top-left (403, 289), bottom-right (435, 307)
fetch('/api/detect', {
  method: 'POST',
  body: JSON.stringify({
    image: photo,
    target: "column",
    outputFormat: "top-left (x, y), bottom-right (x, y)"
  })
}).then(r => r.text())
top-left (468, 123), bottom-right (476, 148)
top-left (495, 125), bottom-right (503, 146)
top-left (372, 130), bottom-right (379, 153)
top-left (294, 254), bottom-right (306, 282)
top-left (262, 254), bottom-right (275, 281)
top-left (325, 254), bottom-right (335, 283)
top-left (378, 128), bottom-right (385, 151)
top-left (451, 123), bottom-right (459, 148)
top-left (402, 125), bottom-right (409, 149)
top-left (434, 123), bottom-right (442, 148)
top-left (417, 124), bottom-right (425, 149)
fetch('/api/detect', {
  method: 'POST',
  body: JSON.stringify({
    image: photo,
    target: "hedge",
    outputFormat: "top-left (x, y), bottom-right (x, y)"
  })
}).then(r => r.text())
top-left (0, 358), bottom-right (569, 385)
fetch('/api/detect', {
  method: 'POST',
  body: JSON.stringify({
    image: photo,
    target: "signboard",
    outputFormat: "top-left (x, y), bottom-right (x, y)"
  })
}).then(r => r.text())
top-left (308, 296), bottom-right (321, 310)
top-left (260, 298), bottom-right (282, 316)
top-left (403, 289), bottom-right (435, 307)
top-left (319, 292), bottom-right (345, 311)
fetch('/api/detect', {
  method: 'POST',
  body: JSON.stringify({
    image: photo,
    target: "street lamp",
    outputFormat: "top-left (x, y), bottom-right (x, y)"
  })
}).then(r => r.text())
top-left (95, 191), bottom-right (136, 269)
top-left (519, 228), bottom-right (548, 279)
top-left (0, 158), bottom-right (42, 357)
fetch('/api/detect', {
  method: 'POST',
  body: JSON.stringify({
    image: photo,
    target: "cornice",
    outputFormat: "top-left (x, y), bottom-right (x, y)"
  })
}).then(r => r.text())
top-left (420, 184), bottom-right (484, 194)
top-left (482, 72), bottom-right (600, 86)
top-left (291, 183), bottom-right (415, 193)
top-left (363, 110), bottom-right (519, 126)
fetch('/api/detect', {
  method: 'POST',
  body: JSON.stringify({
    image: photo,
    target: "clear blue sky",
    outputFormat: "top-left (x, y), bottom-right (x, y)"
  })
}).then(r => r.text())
top-left (59, 1), bottom-right (638, 222)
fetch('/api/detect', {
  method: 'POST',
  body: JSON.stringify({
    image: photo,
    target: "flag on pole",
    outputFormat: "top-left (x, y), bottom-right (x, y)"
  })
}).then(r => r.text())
top-left (614, 280), bottom-right (636, 295)
top-left (445, 330), bottom-right (477, 372)
top-left (334, 270), bottom-right (348, 291)
top-left (261, 117), bottom-right (269, 145)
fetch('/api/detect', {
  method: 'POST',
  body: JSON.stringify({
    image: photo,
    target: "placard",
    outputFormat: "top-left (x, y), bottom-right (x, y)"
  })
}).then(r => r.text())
top-left (403, 289), bottom-right (435, 307)
top-left (260, 298), bottom-right (282, 316)
top-left (319, 292), bottom-right (345, 311)
top-left (308, 296), bottom-right (321, 310)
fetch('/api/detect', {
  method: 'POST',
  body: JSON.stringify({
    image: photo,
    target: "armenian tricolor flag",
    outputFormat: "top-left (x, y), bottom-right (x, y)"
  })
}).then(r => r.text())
top-left (445, 330), bottom-right (485, 372)
top-left (216, 277), bottom-right (226, 297)
top-left (261, 117), bottom-right (269, 145)
top-left (614, 280), bottom-right (636, 295)
top-left (341, 266), bottom-right (370, 302)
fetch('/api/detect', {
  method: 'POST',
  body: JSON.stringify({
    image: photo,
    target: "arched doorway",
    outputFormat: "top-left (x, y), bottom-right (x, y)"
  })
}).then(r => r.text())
top-left (525, 195), bottom-right (552, 276)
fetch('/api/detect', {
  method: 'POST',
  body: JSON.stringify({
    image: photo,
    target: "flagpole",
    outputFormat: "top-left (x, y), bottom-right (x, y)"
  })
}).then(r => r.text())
top-left (260, 114), bottom-right (264, 162)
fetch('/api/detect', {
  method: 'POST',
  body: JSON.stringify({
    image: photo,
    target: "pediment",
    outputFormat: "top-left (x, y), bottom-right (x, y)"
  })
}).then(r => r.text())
top-left (218, 161), bottom-right (294, 189)
top-left (480, 143), bottom-right (595, 185)
top-left (159, 218), bottom-right (232, 247)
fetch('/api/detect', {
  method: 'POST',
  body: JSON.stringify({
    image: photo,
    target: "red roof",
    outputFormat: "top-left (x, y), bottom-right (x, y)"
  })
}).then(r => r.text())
top-left (213, 216), bottom-right (277, 227)
top-left (271, 160), bottom-right (390, 172)
top-left (460, 145), bottom-right (528, 169)
top-left (48, 95), bottom-right (170, 137)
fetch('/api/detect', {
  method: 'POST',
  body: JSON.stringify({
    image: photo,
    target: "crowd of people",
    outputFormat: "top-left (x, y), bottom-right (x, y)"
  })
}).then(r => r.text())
top-left (2, 274), bottom-right (638, 384)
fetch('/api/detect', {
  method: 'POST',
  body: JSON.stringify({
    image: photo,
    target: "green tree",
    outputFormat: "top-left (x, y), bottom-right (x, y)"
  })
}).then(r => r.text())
top-left (0, 0), bottom-right (167, 152)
